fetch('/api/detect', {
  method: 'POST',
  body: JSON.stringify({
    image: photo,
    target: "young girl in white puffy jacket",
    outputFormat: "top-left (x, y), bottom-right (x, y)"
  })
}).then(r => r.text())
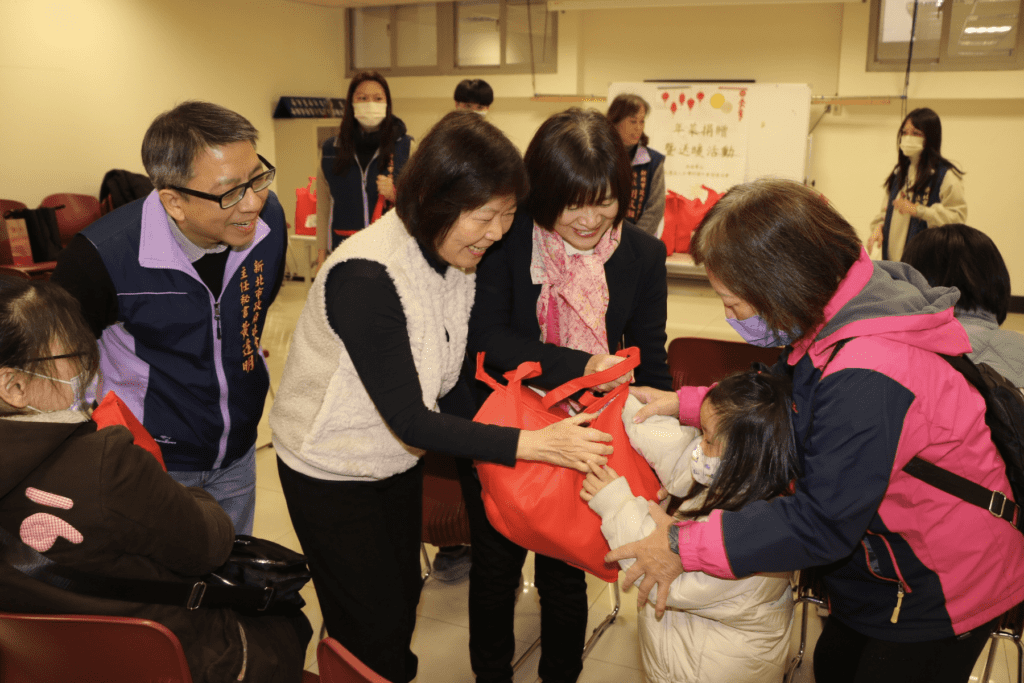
top-left (581, 369), bottom-right (798, 683)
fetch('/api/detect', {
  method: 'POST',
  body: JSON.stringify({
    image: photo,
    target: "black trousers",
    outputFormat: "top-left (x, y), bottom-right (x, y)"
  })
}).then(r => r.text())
top-left (458, 459), bottom-right (588, 683)
top-left (814, 614), bottom-right (998, 683)
top-left (278, 458), bottom-right (423, 683)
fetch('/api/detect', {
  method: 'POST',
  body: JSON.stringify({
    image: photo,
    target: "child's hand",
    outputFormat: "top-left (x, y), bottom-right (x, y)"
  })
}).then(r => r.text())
top-left (580, 463), bottom-right (620, 502)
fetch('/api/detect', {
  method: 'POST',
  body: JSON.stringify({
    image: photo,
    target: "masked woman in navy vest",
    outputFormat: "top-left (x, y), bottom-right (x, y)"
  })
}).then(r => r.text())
top-left (607, 94), bottom-right (666, 237)
top-left (866, 108), bottom-right (965, 261)
top-left (316, 71), bottom-right (412, 271)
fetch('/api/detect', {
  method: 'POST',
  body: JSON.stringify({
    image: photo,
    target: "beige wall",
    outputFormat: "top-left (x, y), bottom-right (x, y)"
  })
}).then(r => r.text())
top-left (0, 0), bottom-right (345, 205)
top-left (3, 0), bottom-right (1023, 290)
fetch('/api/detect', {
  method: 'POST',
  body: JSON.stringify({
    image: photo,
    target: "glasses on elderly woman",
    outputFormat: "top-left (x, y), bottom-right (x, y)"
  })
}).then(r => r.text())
top-left (168, 154), bottom-right (276, 210)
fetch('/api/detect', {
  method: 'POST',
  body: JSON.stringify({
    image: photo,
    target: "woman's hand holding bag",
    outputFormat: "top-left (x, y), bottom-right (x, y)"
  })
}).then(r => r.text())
top-left (473, 348), bottom-right (663, 581)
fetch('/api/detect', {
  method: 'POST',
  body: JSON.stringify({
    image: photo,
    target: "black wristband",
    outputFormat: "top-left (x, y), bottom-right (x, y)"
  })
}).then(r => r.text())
top-left (668, 523), bottom-right (680, 555)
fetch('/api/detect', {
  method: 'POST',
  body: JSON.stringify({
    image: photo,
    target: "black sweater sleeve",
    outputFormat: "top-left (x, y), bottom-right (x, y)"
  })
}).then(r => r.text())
top-left (325, 260), bottom-right (519, 466)
top-left (52, 234), bottom-right (118, 339)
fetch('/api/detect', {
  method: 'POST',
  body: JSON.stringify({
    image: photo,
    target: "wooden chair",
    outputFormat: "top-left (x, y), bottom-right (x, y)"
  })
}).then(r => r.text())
top-left (39, 192), bottom-right (101, 248)
top-left (667, 336), bottom-right (783, 390)
top-left (317, 637), bottom-right (393, 683)
top-left (0, 612), bottom-right (194, 683)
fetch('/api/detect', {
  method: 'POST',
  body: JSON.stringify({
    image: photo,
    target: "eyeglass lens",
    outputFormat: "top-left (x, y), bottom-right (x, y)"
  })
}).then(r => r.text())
top-left (220, 168), bottom-right (276, 209)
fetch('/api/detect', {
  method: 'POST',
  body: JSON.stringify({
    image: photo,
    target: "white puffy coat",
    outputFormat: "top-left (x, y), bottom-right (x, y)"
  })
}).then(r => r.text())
top-left (587, 397), bottom-right (794, 683)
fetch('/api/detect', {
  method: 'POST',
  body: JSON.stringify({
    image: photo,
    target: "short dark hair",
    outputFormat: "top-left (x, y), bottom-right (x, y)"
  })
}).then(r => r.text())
top-left (395, 111), bottom-right (528, 260)
top-left (606, 94), bottom-right (650, 148)
top-left (523, 108), bottom-right (632, 231)
top-left (902, 223), bottom-right (1011, 324)
top-left (691, 179), bottom-right (862, 343)
top-left (454, 79), bottom-right (494, 107)
top-left (142, 101), bottom-right (259, 189)
top-left (0, 277), bottom-right (100, 416)
top-left (680, 368), bottom-right (799, 519)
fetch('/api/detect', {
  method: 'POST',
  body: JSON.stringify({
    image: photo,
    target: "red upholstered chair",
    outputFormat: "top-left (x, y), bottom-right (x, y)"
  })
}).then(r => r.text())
top-left (420, 453), bottom-right (471, 581)
top-left (667, 336), bottom-right (783, 390)
top-left (0, 612), bottom-right (193, 683)
top-left (317, 637), bottom-right (393, 683)
top-left (39, 192), bottom-right (102, 248)
top-left (0, 199), bottom-right (28, 217)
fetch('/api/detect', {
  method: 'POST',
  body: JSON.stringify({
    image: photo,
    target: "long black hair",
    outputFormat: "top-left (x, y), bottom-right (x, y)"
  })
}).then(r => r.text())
top-left (333, 71), bottom-right (398, 177)
top-left (883, 108), bottom-right (963, 200)
top-left (679, 368), bottom-right (799, 519)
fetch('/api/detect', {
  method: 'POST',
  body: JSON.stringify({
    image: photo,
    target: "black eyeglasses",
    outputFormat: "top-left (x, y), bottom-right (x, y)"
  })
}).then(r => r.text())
top-left (168, 154), bottom-right (276, 210)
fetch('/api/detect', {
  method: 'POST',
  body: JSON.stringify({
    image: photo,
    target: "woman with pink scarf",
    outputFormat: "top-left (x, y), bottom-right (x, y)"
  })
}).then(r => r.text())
top-left (461, 107), bottom-right (671, 683)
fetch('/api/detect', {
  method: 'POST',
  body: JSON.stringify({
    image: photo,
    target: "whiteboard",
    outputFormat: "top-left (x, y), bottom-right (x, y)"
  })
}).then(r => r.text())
top-left (608, 82), bottom-right (812, 200)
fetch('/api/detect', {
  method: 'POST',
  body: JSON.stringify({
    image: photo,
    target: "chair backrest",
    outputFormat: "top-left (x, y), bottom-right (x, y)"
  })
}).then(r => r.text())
top-left (0, 612), bottom-right (193, 683)
top-left (39, 193), bottom-right (102, 248)
top-left (667, 337), bottom-right (783, 390)
top-left (0, 199), bottom-right (28, 218)
top-left (421, 453), bottom-right (471, 547)
top-left (317, 637), bottom-right (393, 683)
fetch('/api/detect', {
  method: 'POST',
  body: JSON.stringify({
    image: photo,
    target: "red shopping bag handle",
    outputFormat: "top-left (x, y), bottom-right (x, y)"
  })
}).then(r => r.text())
top-left (540, 347), bottom-right (640, 409)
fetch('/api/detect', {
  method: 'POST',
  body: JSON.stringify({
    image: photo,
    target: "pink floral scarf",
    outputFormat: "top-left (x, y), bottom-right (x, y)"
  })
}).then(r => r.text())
top-left (530, 222), bottom-right (620, 354)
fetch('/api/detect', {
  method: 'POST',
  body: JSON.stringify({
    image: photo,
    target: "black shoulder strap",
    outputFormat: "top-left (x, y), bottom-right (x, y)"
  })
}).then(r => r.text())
top-left (807, 338), bottom-right (1020, 529)
top-left (0, 524), bottom-right (276, 611)
top-left (901, 353), bottom-right (1021, 529)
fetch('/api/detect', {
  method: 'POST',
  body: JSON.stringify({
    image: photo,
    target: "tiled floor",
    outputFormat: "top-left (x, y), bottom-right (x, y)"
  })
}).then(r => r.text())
top-left (255, 277), bottom-right (1024, 682)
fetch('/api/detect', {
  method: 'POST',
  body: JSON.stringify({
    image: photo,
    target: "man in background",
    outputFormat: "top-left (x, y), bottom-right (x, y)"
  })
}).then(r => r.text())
top-left (454, 79), bottom-right (493, 115)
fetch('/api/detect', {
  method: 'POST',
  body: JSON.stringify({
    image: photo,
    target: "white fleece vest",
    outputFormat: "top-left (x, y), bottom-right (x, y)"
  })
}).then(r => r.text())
top-left (270, 210), bottom-right (475, 480)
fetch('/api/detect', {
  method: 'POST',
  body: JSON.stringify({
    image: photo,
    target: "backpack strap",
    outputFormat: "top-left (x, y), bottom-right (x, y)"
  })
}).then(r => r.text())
top-left (903, 456), bottom-right (1020, 528)
top-left (806, 338), bottom-right (1021, 530)
top-left (901, 353), bottom-right (1021, 529)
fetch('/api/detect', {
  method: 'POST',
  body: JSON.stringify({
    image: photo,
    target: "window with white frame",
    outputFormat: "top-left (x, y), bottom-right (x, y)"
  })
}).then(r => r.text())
top-left (348, 1), bottom-right (557, 77)
top-left (869, 0), bottom-right (1023, 71)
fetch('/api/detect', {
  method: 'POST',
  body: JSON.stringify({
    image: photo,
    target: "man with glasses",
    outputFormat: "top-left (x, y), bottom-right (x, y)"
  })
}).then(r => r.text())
top-left (53, 101), bottom-right (287, 535)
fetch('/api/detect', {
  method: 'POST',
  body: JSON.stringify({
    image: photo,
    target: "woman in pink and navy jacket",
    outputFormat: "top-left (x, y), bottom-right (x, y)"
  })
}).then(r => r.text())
top-left (617, 179), bottom-right (1024, 683)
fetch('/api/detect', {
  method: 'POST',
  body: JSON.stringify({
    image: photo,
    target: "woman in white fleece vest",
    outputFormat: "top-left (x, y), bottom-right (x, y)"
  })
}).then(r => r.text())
top-left (269, 111), bottom-right (614, 683)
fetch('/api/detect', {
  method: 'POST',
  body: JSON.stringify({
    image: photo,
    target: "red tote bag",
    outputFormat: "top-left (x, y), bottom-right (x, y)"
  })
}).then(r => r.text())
top-left (92, 391), bottom-right (166, 471)
top-left (294, 176), bottom-right (317, 236)
top-left (473, 347), bottom-right (662, 581)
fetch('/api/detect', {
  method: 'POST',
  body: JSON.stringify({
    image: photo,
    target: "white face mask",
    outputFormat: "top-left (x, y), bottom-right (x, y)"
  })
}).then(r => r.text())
top-left (21, 370), bottom-right (88, 413)
top-left (352, 102), bottom-right (387, 130)
top-left (690, 442), bottom-right (721, 487)
top-left (900, 136), bottom-right (925, 158)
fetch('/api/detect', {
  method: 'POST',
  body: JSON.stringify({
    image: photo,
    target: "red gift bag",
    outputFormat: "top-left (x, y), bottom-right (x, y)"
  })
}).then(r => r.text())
top-left (92, 391), bottom-right (166, 471)
top-left (660, 191), bottom-right (682, 255)
top-left (473, 348), bottom-right (662, 581)
top-left (295, 177), bottom-right (317, 236)
top-left (671, 185), bottom-right (725, 254)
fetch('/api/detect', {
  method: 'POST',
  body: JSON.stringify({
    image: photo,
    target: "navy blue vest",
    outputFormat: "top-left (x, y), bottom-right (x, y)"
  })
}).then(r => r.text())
top-left (82, 191), bottom-right (286, 471)
top-left (321, 132), bottom-right (412, 250)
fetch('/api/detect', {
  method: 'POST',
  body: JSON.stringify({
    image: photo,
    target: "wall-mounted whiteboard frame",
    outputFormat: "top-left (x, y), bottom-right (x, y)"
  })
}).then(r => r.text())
top-left (609, 82), bottom-right (812, 279)
top-left (608, 82), bottom-right (812, 195)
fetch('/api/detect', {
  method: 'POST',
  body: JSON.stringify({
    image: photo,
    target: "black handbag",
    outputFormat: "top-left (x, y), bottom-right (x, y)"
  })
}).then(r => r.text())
top-left (8, 207), bottom-right (62, 262)
top-left (202, 536), bottom-right (312, 613)
top-left (0, 526), bottom-right (311, 614)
